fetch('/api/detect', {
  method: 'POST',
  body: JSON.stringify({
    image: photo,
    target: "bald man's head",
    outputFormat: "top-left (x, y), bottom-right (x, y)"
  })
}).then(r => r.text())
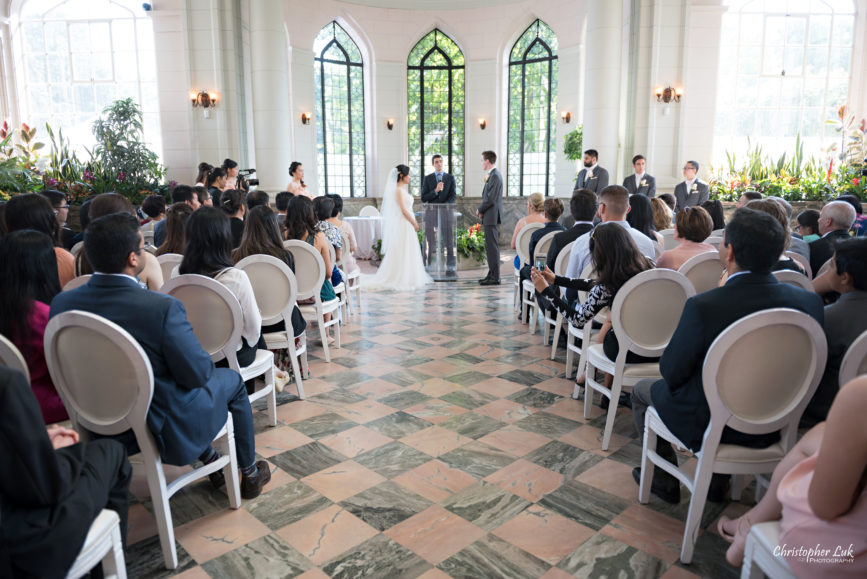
top-left (819, 201), bottom-right (856, 235)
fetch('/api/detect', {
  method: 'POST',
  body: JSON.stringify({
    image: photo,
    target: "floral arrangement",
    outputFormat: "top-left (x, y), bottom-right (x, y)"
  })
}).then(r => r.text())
top-left (457, 224), bottom-right (486, 262)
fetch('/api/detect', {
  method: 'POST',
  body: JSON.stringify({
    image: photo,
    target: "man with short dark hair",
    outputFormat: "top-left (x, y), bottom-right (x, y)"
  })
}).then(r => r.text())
top-left (154, 184), bottom-right (198, 247)
top-left (50, 213), bottom-right (271, 499)
top-left (246, 189), bottom-right (270, 209)
top-left (804, 238), bottom-right (867, 425)
top-left (275, 191), bottom-right (292, 219)
top-left (477, 151), bottom-right (503, 285)
top-left (673, 160), bottom-right (709, 212)
top-left (736, 190), bottom-right (762, 208)
top-left (629, 208), bottom-right (823, 503)
top-left (809, 201), bottom-right (856, 277)
top-left (421, 154), bottom-right (457, 270)
top-left (547, 189), bottom-right (596, 271)
top-left (572, 149), bottom-right (609, 195)
top-left (623, 154), bottom-right (656, 198)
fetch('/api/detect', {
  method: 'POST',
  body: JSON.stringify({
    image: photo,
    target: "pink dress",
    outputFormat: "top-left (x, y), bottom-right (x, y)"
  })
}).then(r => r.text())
top-left (656, 240), bottom-right (716, 270)
top-left (17, 301), bottom-right (68, 424)
top-left (778, 452), bottom-right (867, 578)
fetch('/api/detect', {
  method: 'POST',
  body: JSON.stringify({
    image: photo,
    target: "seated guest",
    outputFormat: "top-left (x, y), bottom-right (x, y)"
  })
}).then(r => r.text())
top-left (219, 189), bottom-right (247, 248)
top-left (718, 376), bottom-right (867, 574)
top-left (233, 205), bottom-right (307, 341)
top-left (650, 197), bottom-right (673, 233)
top-left (836, 194), bottom-right (867, 237)
top-left (4, 193), bottom-right (75, 287)
top-left (180, 207), bottom-right (264, 371)
top-left (0, 230), bottom-right (66, 424)
top-left (510, 192), bottom-right (546, 251)
top-left (0, 367), bottom-right (131, 579)
top-left (314, 196), bottom-right (343, 262)
top-left (656, 206), bottom-right (715, 270)
top-left (69, 195), bottom-right (95, 246)
top-left (207, 167), bottom-right (228, 206)
top-left (802, 238), bottom-right (867, 426)
top-left (520, 198), bottom-right (565, 284)
top-left (326, 193), bottom-right (360, 275)
top-left (50, 213), bottom-right (270, 497)
top-left (75, 193), bottom-right (164, 290)
top-left (155, 202), bottom-right (194, 256)
top-left (809, 200), bottom-right (856, 277)
top-left (700, 199), bottom-right (726, 231)
top-left (246, 189), bottom-right (270, 210)
top-left (275, 191), bottom-right (291, 221)
top-left (195, 161), bottom-right (213, 187)
top-left (194, 185), bottom-right (212, 207)
top-left (735, 190), bottom-right (762, 208)
top-left (564, 185), bottom-right (656, 306)
top-left (627, 193), bottom-right (664, 247)
top-left (285, 196), bottom-right (337, 338)
top-left (39, 189), bottom-right (75, 249)
top-left (768, 195), bottom-right (810, 261)
top-left (630, 208), bottom-right (823, 503)
top-left (141, 193), bottom-right (167, 225)
top-left (154, 185), bottom-right (199, 247)
top-left (657, 193), bottom-right (676, 214)
top-left (796, 209), bottom-right (821, 243)
top-left (746, 198), bottom-right (806, 275)
top-left (546, 189), bottom-right (596, 271)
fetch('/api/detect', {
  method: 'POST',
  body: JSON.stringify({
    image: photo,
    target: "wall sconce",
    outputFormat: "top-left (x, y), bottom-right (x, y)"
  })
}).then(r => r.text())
top-left (478, 118), bottom-right (486, 130)
top-left (386, 119), bottom-right (395, 131)
top-left (190, 90), bottom-right (218, 108)
top-left (301, 112), bottom-right (312, 125)
top-left (560, 111), bottom-right (572, 124)
top-left (654, 86), bottom-right (683, 104)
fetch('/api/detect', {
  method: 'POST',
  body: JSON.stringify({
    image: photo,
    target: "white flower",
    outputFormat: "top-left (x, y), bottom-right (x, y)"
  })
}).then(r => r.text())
top-left (640, 179), bottom-right (647, 187)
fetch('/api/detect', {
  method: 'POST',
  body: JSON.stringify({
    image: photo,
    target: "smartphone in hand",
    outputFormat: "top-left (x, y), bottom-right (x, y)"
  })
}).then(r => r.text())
top-left (534, 254), bottom-right (547, 271)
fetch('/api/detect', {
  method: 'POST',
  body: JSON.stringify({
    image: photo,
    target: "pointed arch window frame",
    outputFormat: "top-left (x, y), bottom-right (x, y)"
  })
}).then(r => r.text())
top-left (314, 20), bottom-right (367, 198)
top-left (407, 29), bottom-right (465, 197)
top-left (507, 19), bottom-right (559, 197)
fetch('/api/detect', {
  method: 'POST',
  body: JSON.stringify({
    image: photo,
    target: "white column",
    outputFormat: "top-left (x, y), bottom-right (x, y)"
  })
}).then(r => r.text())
top-left (248, 0), bottom-right (291, 191)
top-left (582, 0), bottom-right (624, 182)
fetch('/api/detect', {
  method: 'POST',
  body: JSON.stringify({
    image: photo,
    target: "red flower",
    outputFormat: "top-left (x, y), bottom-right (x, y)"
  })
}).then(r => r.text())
top-left (855, 178), bottom-right (861, 186)
top-left (21, 122), bottom-right (29, 132)
top-left (827, 159), bottom-right (834, 184)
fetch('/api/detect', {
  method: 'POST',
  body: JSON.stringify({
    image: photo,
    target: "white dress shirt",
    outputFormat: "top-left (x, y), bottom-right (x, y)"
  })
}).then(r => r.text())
top-left (565, 220), bottom-right (656, 286)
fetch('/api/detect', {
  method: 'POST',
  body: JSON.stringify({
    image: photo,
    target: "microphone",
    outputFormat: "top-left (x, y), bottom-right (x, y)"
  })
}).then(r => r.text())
top-left (436, 173), bottom-right (442, 183)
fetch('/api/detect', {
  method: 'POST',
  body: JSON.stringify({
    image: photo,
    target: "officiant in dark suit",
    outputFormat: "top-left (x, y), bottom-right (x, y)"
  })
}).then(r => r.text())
top-left (623, 154), bottom-right (656, 198)
top-left (572, 149), bottom-right (609, 195)
top-left (420, 154), bottom-right (457, 268)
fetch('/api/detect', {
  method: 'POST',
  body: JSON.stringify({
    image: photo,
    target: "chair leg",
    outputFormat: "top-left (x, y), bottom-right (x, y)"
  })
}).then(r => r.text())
top-left (680, 461), bottom-right (714, 564)
top-left (566, 331), bottom-right (575, 381)
top-left (583, 365), bottom-right (594, 419)
top-left (105, 522), bottom-right (127, 579)
top-left (638, 421), bottom-right (655, 504)
top-left (264, 364), bottom-right (277, 427)
top-left (740, 533), bottom-right (763, 579)
top-left (222, 415), bottom-right (242, 509)
top-left (550, 316), bottom-right (562, 360)
top-left (731, 474), bottom-right (745, 502)
top-left (318, 312), bottom-right (331, 362)
top-left (288, 345), bottom-right (306, 399)
top-left (529, 301), bottom-right (538, 335)
top-left (142, 453), bottom-right (178, 569)
top-left (334, 314), bottom-right (342, 349)
top-left (300, 337), bottom-right (310, 378)
top-left (600, 377), bottom-right (623, 451)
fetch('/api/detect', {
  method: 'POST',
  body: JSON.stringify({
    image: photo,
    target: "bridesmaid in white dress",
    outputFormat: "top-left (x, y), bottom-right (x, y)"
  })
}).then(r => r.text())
top-left (363, 165), bottom-right (432, 291)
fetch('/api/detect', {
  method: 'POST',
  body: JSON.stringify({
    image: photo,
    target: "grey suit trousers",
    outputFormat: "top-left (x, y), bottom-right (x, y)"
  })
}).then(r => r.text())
top-left (484, 224), bottom-right (499, 280)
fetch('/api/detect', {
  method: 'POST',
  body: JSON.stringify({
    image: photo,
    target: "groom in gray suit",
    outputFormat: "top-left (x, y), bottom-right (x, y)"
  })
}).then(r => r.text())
top-left (477, 150), bottom-right (503, 285)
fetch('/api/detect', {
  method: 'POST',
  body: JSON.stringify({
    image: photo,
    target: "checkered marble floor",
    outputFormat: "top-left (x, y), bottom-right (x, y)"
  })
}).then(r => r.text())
top-left (124, 267), bottom-right (751, 579)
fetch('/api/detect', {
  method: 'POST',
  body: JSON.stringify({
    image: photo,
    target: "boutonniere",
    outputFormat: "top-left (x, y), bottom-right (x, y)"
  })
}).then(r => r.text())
top-left (587, 170), bottom-right (595, 180)
top-left (485, 175), bottom-right (489, 183)
top-left (690, 183), bottom-right (698, 193)
top-left (640, 179), bottom-right (647, 187)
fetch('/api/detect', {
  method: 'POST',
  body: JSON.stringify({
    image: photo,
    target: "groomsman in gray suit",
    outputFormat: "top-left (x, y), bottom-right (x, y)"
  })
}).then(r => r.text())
top-left (477, 150), bottom-right (503, 285)
top-left (623, 154), bottom-right (656, 198)
top-left (572, 149), bottom-right (609, 195)
top-left (674, 160), bottom-right (710, 212)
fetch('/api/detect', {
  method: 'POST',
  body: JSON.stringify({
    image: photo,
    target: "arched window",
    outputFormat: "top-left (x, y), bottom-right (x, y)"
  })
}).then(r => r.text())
top-left (408, 29), bottom-right (465, 196)
top-left (314, 21), bottom-right (366, 198)
top-left (13, 0), bottom-right (161, 157)
top-left (713, 0), bottom-right (855, 160)
top-left (507, 19), bottom-right (558, 197)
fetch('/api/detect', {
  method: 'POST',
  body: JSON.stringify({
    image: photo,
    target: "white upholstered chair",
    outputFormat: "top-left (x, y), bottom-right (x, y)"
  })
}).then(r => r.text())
top-left (740, 521), bottom-right (795, 579)
top-left (235, 254), bottom-right (308, 399)
top-left (639, 308), bottom-right (826, 564)
top-left (678, 251), bottom-right (723, 294)
top-left (156, 253), bottom-right (183, 283)
top-left (772, 269), bottom-right (813, 291)
top-left (63, 275), bottom-right (92, 292)
top-left (359, 205), bottom-right (380, 217)
top-left (784, 251), bottom-right (811, 278)
top-left (65, 509), bottom-right (127, 579)
top-left (514, 222), bottom-right (544, 315)
top-left (565, 264), bottom-right (605, 388)
top-left (339, 229), bottom-right (361, 314)
top-left (0, 333), bottom-right (29, 382)
top-left (45, 310), bottom-right (241, 570)
top-left (160, 274), bottom-right (277, 426)
top-left (660, 229), bottom-right (678, 250)
top-left (521, 230), bottom-right (559, 335)
top-left (703, 235), bottom-right (724, 249)
top-left (325, 241), bottom-right (349, 322)
top-left (543, 241), bottom-right (575, 359)
top-left (839, 329), bottom-right (867, 386)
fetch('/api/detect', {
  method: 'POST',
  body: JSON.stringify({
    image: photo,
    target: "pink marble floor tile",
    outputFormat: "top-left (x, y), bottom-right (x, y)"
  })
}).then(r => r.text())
top-left (492, 505), bottom-right (595, 565)
top-left (384, 505), bottom-right (486, 564)
top-left (392, 459), bottom-right (479, 503)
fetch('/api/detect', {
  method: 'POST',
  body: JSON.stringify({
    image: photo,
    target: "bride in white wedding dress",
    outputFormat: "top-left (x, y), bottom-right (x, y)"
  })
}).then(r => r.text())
top-left (363, 164), bottom-right (433, 291)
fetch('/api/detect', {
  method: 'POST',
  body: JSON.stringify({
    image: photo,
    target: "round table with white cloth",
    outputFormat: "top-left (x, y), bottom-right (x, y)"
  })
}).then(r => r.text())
top-left (344, 216), bottom-right (383, 260)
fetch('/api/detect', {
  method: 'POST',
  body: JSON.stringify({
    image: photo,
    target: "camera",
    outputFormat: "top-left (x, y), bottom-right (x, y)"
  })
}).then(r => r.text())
top-left (534, 253), bottom-right (547, 271)
top-left (237, 169), bottom-right (259, 188)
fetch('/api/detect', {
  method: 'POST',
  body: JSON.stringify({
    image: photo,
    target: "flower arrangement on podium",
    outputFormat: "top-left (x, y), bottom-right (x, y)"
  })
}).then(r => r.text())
top-left (457, 224), bottom-right (486, 263)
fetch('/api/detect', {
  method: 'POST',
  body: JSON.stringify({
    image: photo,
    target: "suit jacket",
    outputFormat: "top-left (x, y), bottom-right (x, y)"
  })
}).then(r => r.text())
top-left (420, 172), bottom-right (456, 204)
top-left (153, 218), bottom-right (167, 248)
top-left (50, 275), bottom-right (231, 466)
top-left (478, 168), bottom-right (503, 225)
top-left (650, 273), bottom-right (824, 452)
top-left (622, 174), bottom-right (657, 198)
top-left (546, 222), bottom-right (594, 270)
top-left (808, 229), bottom-right (850, 278)
top-left (0, 367), bottom-right (94, 578)
top-left (674, 180), bottom-right (710, 212)
top-left (573, 166), bottom-right (609, 194)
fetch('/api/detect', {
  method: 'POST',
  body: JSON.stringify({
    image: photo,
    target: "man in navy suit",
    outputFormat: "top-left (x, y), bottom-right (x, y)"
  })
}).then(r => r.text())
top-left (420, 154), bottom-right (457, 269)
top-left (809, 200), bottom-right (856, 277)
top-left (630, 208), bottom-right (824, 503)
top-left (50, 213), bottom-right (271, 499)
top-left (622, 154), bottom-right (656, 198)
top-left (572, 149), bottom-right (609, 195)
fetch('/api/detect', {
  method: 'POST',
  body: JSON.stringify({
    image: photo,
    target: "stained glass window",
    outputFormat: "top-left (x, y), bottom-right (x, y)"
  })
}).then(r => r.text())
top-left (14, 0), bottom-right (161, 158)
top-left (408, 30), bottom-right (465, 196)
top-left (713, 0), bottom-right (854, 161)
top-left (507, 20), bottom-right (558, 197)
top-left (314, 21), bottom-right (366, 197)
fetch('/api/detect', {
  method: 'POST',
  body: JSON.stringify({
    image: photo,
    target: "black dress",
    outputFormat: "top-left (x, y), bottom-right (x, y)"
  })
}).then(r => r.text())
top-left (230, 217), bottom-right (245, 249)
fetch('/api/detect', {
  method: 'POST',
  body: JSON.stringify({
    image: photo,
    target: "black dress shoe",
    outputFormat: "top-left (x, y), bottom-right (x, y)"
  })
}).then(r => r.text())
top-left (478, 275), bottom-right (490, 284)
top-left (632, 466), bottom-right (681, 504)
top-left (209, 470), bottom-right (226, 490)
top-left (241, 460), bottom-right (272, 499)
top-left (480, 278), bottom-right (500, 286)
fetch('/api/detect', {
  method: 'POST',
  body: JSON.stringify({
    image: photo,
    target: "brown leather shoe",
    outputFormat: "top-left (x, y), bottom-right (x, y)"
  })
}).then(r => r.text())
top-left (241, 460), bottom-right (272, 499)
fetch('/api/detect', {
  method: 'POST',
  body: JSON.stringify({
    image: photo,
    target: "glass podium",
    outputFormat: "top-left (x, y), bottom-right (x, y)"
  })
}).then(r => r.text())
top-left (421, 203), bottom-right (459, 281)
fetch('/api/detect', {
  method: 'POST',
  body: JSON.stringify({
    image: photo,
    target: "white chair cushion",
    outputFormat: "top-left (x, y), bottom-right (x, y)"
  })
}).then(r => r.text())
top-left (715, 441), bottom-right (786, 463)
top-left (239, 349), bottom-right (274, 381)
top-left (263, 331), bottom-right (289, 345)
top-left (587, 344), bottom-right (660, 377)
